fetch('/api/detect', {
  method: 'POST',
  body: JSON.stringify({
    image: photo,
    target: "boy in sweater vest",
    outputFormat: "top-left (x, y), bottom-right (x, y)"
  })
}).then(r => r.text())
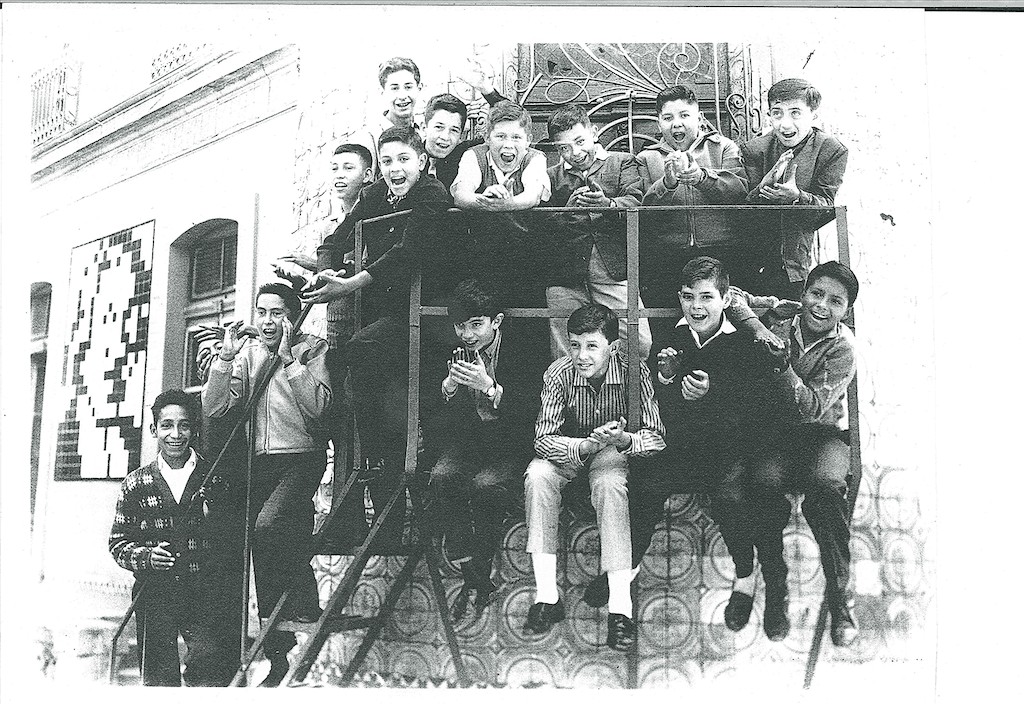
top-left (451, 100), bottom-right (551, 304)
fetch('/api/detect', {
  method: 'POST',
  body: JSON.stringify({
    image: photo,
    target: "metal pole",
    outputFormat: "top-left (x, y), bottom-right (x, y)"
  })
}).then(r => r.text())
top-left (713, 43), bottom-right (723, 134)
top-left (625, 207), bottom-right (640, 690)
top-left (239, 401), bottom-right (256, 679)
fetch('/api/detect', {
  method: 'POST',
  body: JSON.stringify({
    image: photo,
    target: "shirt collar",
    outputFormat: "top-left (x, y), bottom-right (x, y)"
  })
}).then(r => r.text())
top-left (380, 111), bottom-right (420, 132)
top-left (158, 447), bottom-right (197, 475)
top-left (790, 315), bottom-right (839, 353)
top-left (479, 328), bottom-right (501, 365)
top-left (676, 315), bottom-right (736, 349)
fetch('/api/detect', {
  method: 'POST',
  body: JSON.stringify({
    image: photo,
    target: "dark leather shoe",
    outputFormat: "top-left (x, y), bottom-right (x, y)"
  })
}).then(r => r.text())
top-left (523, 600), bottom-right (565, 634)
top-left (583, 572), bottom-right (610, 608)
top-left (829, 597), bottom-right (859, 647)
top-left (763, 585), bottom-right (790, 641)
top-left (606, 613), bottom-right (636, 651)
top-left (724, 591), bottom-right (754, 631)
top-left (258, 655), bottom-right (289, 687)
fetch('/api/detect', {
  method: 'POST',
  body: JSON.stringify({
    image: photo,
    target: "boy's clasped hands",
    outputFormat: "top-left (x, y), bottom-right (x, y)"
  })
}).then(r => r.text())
top-left (444, 349), bottom-right (494, 394)
top-left (658, 347), bottom-right (710, 400)
top-left (663, 150), bottom-right (705, 189)
top-left (566, 181), bottom-right (612, 209)
top-left (581, 417), bottom-right (630, 454)
top-left (757, 149), bottom-right (801, 203)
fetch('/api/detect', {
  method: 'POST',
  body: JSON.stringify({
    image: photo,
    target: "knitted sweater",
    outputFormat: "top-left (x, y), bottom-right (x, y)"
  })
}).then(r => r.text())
top-left (109, 456), bottom-right (214, 578)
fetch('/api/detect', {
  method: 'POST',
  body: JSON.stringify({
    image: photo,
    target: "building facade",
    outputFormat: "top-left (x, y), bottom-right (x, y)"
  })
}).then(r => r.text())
top-left (22, 10), bottom-right (936, 691)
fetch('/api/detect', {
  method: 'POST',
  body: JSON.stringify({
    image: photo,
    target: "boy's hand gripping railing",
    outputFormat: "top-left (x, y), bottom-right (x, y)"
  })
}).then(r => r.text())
top-left (108, 302), bottom-right (315, 684)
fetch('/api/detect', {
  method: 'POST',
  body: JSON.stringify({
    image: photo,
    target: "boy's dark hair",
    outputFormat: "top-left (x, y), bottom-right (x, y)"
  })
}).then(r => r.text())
top-left (424, 93), bottom-right (468, 130)
top-left (655, 84), bottom-right (699, 114)
top-left (257, 282), bottom-right (301, 323)
top-left (679, 256), bottom-right (730, 297)
top-left (567, 303), bottom-right (618, 344)
top-left (487, 100), bottom-right (532, 135)
top-left (378, 126), bottom-right (426, 156)
top-left (333, 143), bottom-right (373, 171)
top-left (547, 104), bottom-right (591, 139)
top-left (152, 389), bottom-right (200, 427)
top-left (448, 279), bottom-right (502, 322)
top-left (805, 261), bottom-right (859, 307)
top-left (378, 57), bottom-right (421, 88)
top-left (768, 78), bottom-right (822, 112)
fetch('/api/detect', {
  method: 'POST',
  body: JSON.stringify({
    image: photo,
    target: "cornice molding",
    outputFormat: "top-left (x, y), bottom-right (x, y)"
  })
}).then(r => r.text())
top-left (32, 45), bottom-right (299, 186)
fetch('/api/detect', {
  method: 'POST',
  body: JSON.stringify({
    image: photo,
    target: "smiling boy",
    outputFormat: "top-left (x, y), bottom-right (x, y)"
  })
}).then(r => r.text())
top-left (420, 89), bottom-right (507, 190)
top-left (744, 261), bottom-right (860, 646)
top-left (637, 85), bottom-right (749, 313)
top-left (577, 255), bottom-right (790, 630)
top-left (110, 390), bottom-right (234, 686)
top-left (583, 257), bottom-right (794, 635)
top-left (741, 78), bottom-right (849, 298)
top-left (525, 304), bottom-right (664, 651)
top-left (450, 100), bottom-right (551, 303)
top-left (544, 104), bottom-right (652, 360)
top-left (364, 57), bottom-right (424, 175)
top-left (451, 100), bottom-right (549, 212)
top-left (304, 127), bottom-right (452, 550)
top-left (423, 280), bottom-right (545, 620)
top-left (202, 282), bottom-right (332, 686)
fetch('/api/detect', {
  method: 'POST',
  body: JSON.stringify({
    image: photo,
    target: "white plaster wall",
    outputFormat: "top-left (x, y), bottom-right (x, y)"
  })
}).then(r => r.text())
top-left (29, 107), bottom-right (299, 622)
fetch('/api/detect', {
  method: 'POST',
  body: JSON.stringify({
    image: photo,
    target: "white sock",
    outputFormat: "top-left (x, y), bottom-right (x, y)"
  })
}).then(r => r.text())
top-left (733, 572), bottom-right (756, 597)
top-left (607, 569), bottom-right (633, 617)
top-left (532, 553), bottom-right (559, 604)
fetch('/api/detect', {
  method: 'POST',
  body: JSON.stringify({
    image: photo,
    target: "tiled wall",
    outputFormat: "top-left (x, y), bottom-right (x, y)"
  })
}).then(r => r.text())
top-left (305, 468), bottom-right (932, 688)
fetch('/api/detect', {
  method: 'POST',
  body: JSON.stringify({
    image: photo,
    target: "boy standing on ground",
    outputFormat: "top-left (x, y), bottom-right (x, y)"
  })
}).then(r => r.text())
top-left (202, 283), bottom-right (332, 686)
top-left (109, 390), bottom-right (234, 686)
top-left (524, 304), bottom-right (664, 651)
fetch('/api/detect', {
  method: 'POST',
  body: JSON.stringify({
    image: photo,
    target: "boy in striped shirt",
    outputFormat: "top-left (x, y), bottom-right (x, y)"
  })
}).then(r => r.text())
top-left (523, 304), bottom-right (665, 651)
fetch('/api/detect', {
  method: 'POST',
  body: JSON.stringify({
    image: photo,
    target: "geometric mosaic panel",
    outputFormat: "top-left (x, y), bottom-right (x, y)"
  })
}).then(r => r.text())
top-left (55, 221), bottom-right (154, 480)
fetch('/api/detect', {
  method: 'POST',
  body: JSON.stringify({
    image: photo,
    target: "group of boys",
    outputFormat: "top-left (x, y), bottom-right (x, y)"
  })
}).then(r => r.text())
top-left (108, 54), bottom-right (859, 687)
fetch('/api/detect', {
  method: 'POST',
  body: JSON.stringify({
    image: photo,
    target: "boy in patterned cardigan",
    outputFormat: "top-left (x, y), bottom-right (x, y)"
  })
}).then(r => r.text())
top-left (109, 389), bottom-right (234, 686)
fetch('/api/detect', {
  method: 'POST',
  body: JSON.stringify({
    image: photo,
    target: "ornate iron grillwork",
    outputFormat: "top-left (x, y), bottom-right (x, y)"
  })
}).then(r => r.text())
top-left (512, 43), bottom-right (761, 154)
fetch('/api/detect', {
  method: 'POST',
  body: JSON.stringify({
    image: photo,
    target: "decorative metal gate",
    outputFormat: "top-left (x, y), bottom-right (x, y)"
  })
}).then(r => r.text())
top-left (505, 43), bottom-right (766, 155)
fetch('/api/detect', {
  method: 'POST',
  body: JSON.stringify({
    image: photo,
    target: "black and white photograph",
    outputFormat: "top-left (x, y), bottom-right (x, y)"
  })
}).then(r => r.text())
top-left (1, 2), bottom-right (1020, 700)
